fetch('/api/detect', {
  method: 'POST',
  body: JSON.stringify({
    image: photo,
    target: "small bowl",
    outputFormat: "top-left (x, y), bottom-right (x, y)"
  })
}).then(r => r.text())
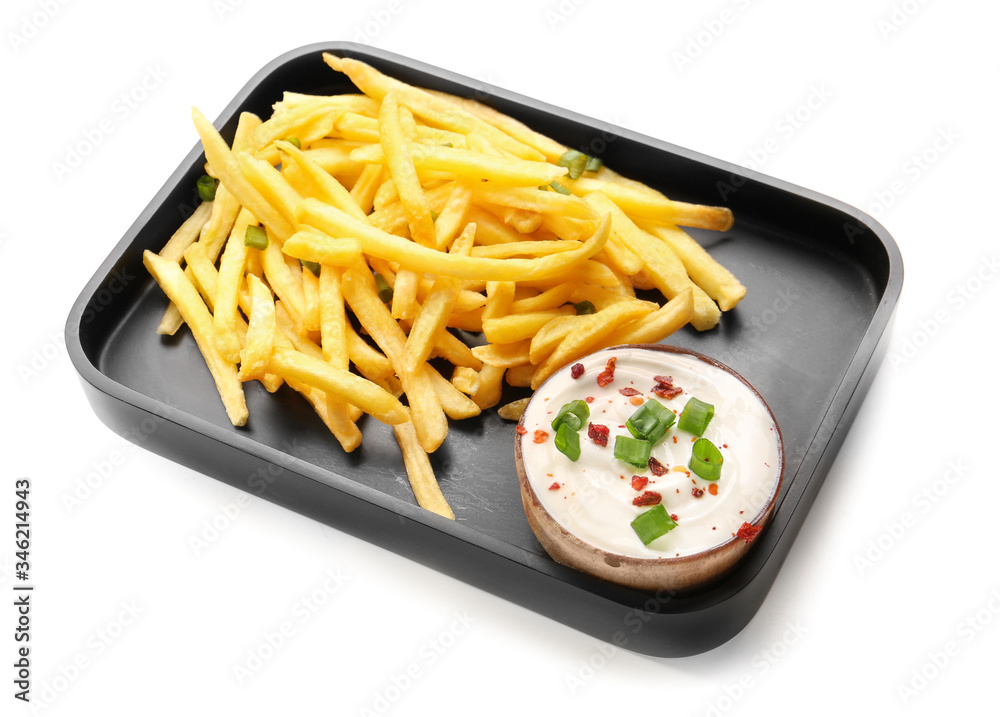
top-left (515, 344), bottom-right (784, 593)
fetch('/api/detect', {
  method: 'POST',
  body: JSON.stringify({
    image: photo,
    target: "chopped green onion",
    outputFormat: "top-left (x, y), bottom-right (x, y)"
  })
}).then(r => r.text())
top-left (557, 149), bottom-right (589, 179)
top-left (585, 156), bottom-right (603, 173)
top-left (573, 300), bottom-right (596, 315)
top-left (244, 225), bottom-right (268, 250)
top-left (551, 399), bottom-right (590, 432)
top-left (281, 136), bottom-right (302, 149)
top-left (555, 423), bottom-right (581, 461)
top-left (548, 181), bottom-right (571, 195)
top-left (689, 438), bottom-right (724, 481)
top-left (196, 175), bottom-right (217, 202)
top-left (301, 260), bottom-right (321, 277)
top-left (678, 396), bottom-right (715, 436)
top-left (631, 504), bottom-right (677, 545)
top-left (614, 435), bottom-right (651, 468)
top-left (374, 272), bottom-right (393, 303)
top-left (626, 399), bottom-right (676, 444)
top-left (430, 210), bottom-right (439, 222)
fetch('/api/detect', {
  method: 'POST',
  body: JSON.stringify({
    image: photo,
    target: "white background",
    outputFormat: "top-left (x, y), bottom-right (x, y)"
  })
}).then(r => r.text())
top-left (3, 0), bottom-right (998, 715)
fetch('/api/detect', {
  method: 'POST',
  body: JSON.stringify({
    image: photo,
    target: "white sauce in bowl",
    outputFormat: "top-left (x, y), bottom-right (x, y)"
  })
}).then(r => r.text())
top-left (519, 346), bottom-right (781, 559)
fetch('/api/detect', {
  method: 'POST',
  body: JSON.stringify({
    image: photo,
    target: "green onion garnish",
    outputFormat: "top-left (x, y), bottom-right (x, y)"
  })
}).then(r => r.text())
top-left (281, 137), bottom-right (302, 149)
top-left (301, 260), bottom-right (321, 277)
top-left (430, 210), bottom-right (439, 222)
top-left (244, 225), bottom-right (268, 250)
top-left (689, 438), bottom-right (724, 481)
top-left (573, 300), bottom-right (596, 315)
top-left (549, 181), bottom-right (571, 195)
top-left (374, 273), bottom-right (393, 303)
top-left (626, 399), bottom-right (676, 444)
top-left (678, 397), bottom-right (715, 436)
top-left (614, 435), bottom-right (651, 468)
top-left (551, 399), bottom-right (590, 432)
top-left (585, 156), bottom-right (603, 173)
top-left (631, 504), bottom-right (677, 545)
top-left (557, 149), bottom-right (589, 180)
top-left (196, 175), bottom-right (217, 202)
top-left (555, 423), bottom-right (581, 461)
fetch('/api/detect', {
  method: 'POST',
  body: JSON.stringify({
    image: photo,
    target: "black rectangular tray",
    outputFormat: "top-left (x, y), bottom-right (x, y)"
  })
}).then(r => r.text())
top-left (66, 43), bottom-right (902, 657)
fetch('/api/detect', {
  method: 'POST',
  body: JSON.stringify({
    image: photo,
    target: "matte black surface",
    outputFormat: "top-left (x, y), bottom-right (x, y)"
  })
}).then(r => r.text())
top-left (66, 43), bottom-right (903, 656)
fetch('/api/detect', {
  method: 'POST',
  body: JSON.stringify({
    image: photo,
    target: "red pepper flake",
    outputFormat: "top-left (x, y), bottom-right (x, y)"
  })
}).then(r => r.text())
top-left (631, 475), bottom-right (649, 491)
top-left (515, 425), bottom-right (527, 435)
top-left (618, 387), bottom-right (642, 397)
top-left (548, 482), bottom-right (560, 491)
top-left (671, 513), bottom-right (679, 522)
top-left (648, 456), bottom-right (667, 476)
top-left (672, 436), bottom-right (678, 444)
top-left (570, 363), bottom-right (585, 379)
top-left (596, 356), bottom-right (617, 387)
top-left (587, 422), bottom-right (609, 447)
top-left (691, 487), bottom-right (704, 498)
top-left (736, 522), bottom-right (762, 543)
top-left (651, 375), bottom-right (683, 400)
top-left (533, 430), bottom-right (549, 444)
top-left (708, 483), bottom-right (718, 496)
top-left (632, 491), bottom-right (662, 506)
top-left (584, 396), bottom-right (594, 403)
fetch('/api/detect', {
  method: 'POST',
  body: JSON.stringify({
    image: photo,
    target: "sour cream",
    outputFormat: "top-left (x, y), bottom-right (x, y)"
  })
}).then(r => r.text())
top-left (519, 346), bottom-right (781, 560)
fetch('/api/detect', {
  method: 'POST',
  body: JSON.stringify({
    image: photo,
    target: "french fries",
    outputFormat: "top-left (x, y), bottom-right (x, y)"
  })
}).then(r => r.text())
top-left (145, 54), bottom-right (744, 520)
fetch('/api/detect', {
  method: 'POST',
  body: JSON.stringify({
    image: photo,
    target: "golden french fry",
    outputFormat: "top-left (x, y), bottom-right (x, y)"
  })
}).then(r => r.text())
top-left (638, 221), bottom-right (747, 311)
top-left (497, 397), bottom-right (531, 421)
top-left (482, 306), bottom-right (575, 344)
top-left (158, 200), bottom-right (213, 262)
top-left (426, 365), bottom-right (481, 420)
top-left (450, 366), bottom-right (480, 395)
top-left (183, 243), bottom-right (283, 394)
top-left (213, 209), bottom-right (254, 362)
top-left (191, 107), bottom-right (295, 242)
top-left (425, 89), bottom-right (568, 163)
top-left (300, 262), bottom-right (321, 332)
top-left (469, 364), bottom-right (505, 410)
top-left (392, 416), bottom-right (454, 519)
top-left (509, 282), bottom-right (576, 314)
top-left (275, 139), bottom-right (369, 222)
top-left (470, 240), bottom-right (581, 260)
top-left (504, 364), bottom-right (537, 388)
top-left (143, 251), bottom-right (248, 426)
top-left (266, 346), bottom-right (407, 425)
top-left (354, 142), bottom-right (567, 187)
top-left (281, 229), bottom-right (363, 267)
top-left (471, 339), bottom-right (532, 368)
top-left (603, 287), bottom-right (694, 346)
top-left (297, 198), bottom-right (610, 282)
top-left (531, 301), bottom-right (655, 389)
top-left (379, 93), bottom-right (436, 247)
top-left (341, 268), bottom-right (448, 453)
top-left (585, 191), bottom-right (720, 330)
top-left (529, 314), bottom-right (586, 365)
top-left (565, 176), bottom-right (734, 231)
top-left (349, 162), bottom-right (383, 214)
top-left (238, 273), bottom-right (276, 381)
top-left (325, 54), bottom-right (544, 161)
top-left (474, 183), bottom-right (598, 220)
top-left (434, 181), bottom-right (473, 251)
top-left (236, 151), bottom-right (303, 229)
top-left (261, 235), bottom-right (307, 331)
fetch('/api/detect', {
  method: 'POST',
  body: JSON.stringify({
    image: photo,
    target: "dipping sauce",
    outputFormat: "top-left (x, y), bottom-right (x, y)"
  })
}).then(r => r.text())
top-left (519, 346), bottom-right (781, 560)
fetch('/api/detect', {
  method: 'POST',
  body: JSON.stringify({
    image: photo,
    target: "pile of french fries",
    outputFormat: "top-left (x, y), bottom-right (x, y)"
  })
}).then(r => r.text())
top-left (143, 53), bottom-right (746, 520)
